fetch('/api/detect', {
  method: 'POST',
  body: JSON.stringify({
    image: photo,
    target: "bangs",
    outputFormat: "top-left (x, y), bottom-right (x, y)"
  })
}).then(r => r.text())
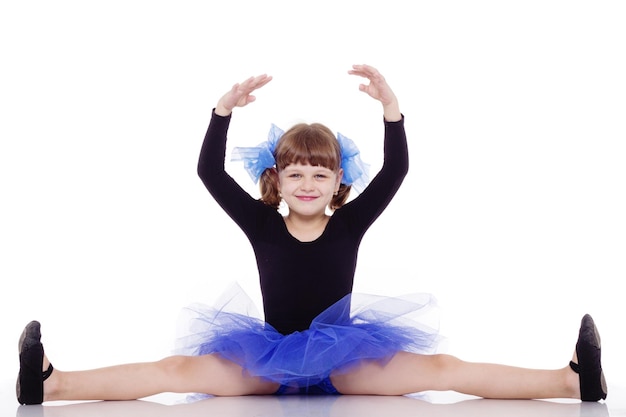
top-left (275, 123), bottom-right (341, 171)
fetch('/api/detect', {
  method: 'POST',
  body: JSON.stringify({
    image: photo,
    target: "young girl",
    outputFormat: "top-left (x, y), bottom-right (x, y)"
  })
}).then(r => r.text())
top-left (17, 64), bottom-right (606, 405)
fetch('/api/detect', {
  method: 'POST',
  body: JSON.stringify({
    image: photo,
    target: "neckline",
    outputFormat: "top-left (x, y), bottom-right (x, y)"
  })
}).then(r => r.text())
top-left (281, 214), bottom-right (333, 243)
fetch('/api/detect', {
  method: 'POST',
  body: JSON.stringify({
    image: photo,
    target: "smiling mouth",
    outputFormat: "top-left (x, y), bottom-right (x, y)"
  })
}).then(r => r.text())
top-left (296, 196), bottom-right (318, 201)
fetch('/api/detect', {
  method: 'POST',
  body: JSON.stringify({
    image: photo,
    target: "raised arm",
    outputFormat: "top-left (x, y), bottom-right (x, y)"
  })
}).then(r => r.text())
top-left (339, 65), bottom-right (408, 233)
top-left (197, 74), bottom-right (273, 233)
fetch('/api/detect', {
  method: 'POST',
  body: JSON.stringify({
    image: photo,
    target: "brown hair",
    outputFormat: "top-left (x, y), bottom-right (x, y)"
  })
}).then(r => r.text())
top-left (259, 123), bottom-right (351, 210)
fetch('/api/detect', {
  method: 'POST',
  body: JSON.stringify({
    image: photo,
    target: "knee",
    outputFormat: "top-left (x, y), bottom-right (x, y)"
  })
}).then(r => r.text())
top-left (431, 354), bottom-right (461, 370)
top-left (156, 355), bottom-right (191, 378)
top-left (429, 354), bottom-right (462, 389)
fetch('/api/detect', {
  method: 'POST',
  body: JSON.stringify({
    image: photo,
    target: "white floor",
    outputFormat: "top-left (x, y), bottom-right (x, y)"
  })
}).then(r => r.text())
top-left (3, 382), bottom-right (624, 417)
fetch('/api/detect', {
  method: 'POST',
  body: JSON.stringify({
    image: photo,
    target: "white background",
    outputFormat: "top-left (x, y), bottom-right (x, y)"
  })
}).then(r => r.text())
top-left (1, 0), bottom-right (625, 397)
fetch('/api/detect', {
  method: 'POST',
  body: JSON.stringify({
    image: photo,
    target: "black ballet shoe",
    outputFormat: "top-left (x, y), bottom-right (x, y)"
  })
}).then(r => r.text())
top-left (569, 314), bottom-right (607, 402)
top-left (16, 321), bottom-right (54, 405)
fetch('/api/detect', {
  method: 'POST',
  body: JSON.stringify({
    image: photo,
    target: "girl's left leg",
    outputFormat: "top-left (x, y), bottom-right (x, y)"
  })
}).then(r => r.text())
top-left (330, 351), bottom-right (580, 399)
top-left (332, 314), bottom-right (605, 401)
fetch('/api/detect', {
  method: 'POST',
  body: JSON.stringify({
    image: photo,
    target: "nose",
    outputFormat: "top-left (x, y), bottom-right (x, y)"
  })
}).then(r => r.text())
top-left (300, 176), bottom-right (315, 191)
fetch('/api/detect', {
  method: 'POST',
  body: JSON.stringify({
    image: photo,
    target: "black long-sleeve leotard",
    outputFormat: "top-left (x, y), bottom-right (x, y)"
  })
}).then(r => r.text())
top-left (198, 111), bottom-right (408, 335)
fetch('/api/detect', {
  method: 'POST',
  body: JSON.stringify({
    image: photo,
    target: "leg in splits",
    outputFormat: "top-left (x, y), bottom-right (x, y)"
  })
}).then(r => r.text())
top-left (41, 353), bottom-right (279, 402)
top-left (330, 351), bottom-right (580, 399)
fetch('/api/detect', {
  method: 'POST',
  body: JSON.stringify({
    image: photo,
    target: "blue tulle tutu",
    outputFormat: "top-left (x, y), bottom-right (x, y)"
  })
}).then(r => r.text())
top-left (176, 284), bottom-right (442, 391)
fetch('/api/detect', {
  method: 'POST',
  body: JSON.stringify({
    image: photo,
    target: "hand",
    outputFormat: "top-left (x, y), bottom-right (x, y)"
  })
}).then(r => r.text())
top-left (215, 74), bottom-right (273, 116)
top-left (348, 64), bottom-right (401, 121)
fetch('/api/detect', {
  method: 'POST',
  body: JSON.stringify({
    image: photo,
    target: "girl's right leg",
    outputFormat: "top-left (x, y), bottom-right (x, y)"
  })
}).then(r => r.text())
top-left (42, 353), bottom-right (280, 401)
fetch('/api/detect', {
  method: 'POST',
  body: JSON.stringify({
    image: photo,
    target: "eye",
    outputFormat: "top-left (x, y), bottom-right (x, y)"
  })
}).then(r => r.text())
top-left (288, 173), bottom-right (302, 179)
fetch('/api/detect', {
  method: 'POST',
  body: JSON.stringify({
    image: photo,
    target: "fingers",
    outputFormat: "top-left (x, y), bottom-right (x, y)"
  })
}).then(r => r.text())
top-left (238, 74), bottom-right (272, 99)
top-left (348, 64), bottom-right (384, 81)
top-left (348, 64), bottom-right (399, 111)
top-left (238, 74), bottom-right (273, 94)
top-left (348, 64), bottom-right (389, 95)
top-left (349, 64), bottom-right (386, 94)
top-left (238, 75), bottom-right (272, 102)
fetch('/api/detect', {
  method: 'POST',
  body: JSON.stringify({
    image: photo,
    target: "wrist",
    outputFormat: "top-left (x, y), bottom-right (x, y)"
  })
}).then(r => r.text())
top-left (383, 101), bottom-right (401, 122)
top-left (215, 103), bottom-right (232, 117)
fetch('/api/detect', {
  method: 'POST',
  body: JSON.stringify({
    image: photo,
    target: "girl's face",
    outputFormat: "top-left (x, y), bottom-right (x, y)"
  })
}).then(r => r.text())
top-left (278, 163), bottom-right (343, 217)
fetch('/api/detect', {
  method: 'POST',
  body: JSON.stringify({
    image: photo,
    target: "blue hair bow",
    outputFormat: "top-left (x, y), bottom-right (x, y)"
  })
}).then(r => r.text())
top-left (336, 132), bottom-right (369, 194)
top-left (231, 124), bottom-right (370, 194)
top-left (231, 124), bottom-right (283, 184)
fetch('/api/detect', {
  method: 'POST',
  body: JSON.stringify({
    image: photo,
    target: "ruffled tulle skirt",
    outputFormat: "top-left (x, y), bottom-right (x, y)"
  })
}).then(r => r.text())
top-left (176, 284), bottom-right (442, 392)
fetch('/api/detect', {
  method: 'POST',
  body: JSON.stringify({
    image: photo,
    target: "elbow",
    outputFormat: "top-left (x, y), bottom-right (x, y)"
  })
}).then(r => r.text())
top-left (397, 156), bottom-right (409, 179)
top-left (197, 161), bottom-right (206, 181)
top-left (197, 160), bottom-right (228, 196)
top-left (401, 157), bottom-right (409, 178)
top-left (197, 162), bottom-right (209, 186)
top-left (197, 160), bottom-right (215, 191)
